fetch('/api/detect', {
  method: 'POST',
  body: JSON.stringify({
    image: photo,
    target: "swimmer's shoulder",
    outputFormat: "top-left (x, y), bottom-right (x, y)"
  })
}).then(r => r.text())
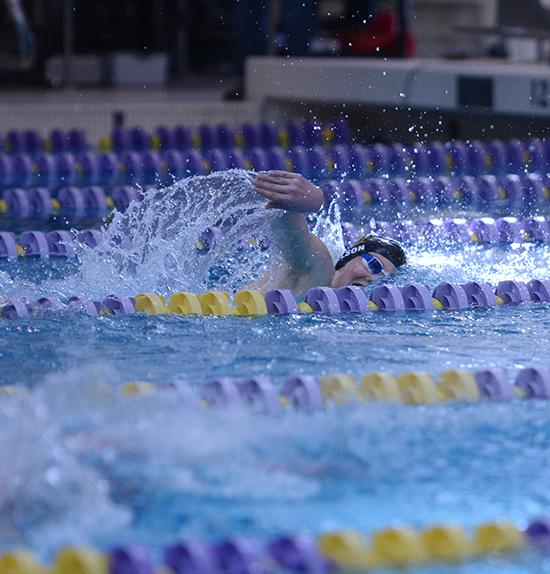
top-left (311, 234), bottom-right (334, 276)
top-left (251, 235), bottom-right (334, 294)
top-left (294, 234), bottom-right (334, 291)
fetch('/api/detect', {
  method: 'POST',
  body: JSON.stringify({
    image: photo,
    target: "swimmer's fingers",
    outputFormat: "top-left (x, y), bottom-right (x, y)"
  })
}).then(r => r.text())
top-left (265, 201), bottom-right (284, 209)
top-left (253, 179), bottom-right (291, 196)
top-left (264, 170), bottom-right (296, 179)
top-left (254, 185), bottom-right (288, 203)
top-left (255, 170), bottom-right (297, 183)
top-left (254, 175), bottom-right (292, 190)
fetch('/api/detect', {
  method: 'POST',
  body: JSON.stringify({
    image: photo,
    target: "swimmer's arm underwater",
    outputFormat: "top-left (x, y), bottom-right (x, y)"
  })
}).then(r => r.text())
top-left (252, 171), bottom-right (334, 291)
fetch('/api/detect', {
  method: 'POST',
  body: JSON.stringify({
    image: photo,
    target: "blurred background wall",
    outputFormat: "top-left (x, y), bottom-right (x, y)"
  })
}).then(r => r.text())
top-left (3, 0), bottom-right (544, 88)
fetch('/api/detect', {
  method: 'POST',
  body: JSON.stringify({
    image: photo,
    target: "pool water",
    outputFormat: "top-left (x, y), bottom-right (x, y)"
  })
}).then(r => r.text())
top-left (0, 171), bottom-right (549, 572)
top-left (1, 297), bottom-right (549, 387)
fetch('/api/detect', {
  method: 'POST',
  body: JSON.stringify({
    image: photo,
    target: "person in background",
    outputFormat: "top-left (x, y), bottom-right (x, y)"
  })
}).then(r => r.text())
top-left (226, 0), bottom-right (318, 99)
top-left (338, 0), bottom-right (414, 58)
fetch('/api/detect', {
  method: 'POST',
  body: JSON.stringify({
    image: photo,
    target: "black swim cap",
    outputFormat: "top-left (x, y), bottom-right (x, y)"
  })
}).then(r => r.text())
top-left (335, 235), bottom-right (407, 271)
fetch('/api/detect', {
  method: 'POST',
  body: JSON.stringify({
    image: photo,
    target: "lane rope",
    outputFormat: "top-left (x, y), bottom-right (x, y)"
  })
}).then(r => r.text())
top-left (2, 516), bottom-right (549, 574)
top-left (1, 279), bottom-right (548, 319)
top-left (3, 366), bottom-right (549, 409)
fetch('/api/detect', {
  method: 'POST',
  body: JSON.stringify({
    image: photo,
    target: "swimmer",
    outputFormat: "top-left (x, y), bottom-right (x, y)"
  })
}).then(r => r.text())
top-left (252, 170), bottom-right (406, 293)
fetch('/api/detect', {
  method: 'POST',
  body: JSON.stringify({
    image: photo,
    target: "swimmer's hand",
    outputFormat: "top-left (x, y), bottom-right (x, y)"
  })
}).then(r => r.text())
top-left (253, 171), bottom-right (324, 213)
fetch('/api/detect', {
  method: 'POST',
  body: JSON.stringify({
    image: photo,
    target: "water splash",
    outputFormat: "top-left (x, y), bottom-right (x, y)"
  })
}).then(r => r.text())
top-left (312, 200), bottom-right (346, 264)
top-left (0, 170), bottom-right (283, 301)
top-left (0, 171), bottom-right (548, 305)
top-left (402, 243), bottom-right (550, 287)
top-left (71, 170), bottom-right (282, 299)
top-left (0, 170), bottom-right (350, 301)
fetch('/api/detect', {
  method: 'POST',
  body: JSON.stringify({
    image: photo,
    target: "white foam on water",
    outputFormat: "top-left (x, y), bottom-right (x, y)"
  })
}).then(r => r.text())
top-left (0, 370), bottom-right (131, 555)
top-left (3, 361), bottom-right (550, 556)
top-left (0, 364), bottom-right (324, 553)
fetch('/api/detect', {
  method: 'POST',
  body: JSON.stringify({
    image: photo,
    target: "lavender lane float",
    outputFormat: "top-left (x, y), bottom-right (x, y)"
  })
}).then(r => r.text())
top-left (0, 214), bottom-right (549, 260)
top-left (1, 167), bottom-right (550, 227)
top-left (3, 121), bottom-right (547, 185)
top-left (199, 215), bottom-right (550, 252)
top-left (0, 185), bottom-right (139, 220)
top-left (0, 173), bottom-right (548, 226)
top-left (103, 118), bottom-right (351, 152)
top-left (95, 134), bottom-right (550, 181)
top-left (1, 518), bottom-right (547, 574)
top-left (20, 366), bottom-right (546, 407)
top-left (1, 119), bottom-right (350, 155)
top-left (1, 279), bottom-right (549, 319)
top-left (129, 366), bottom-right (550, 406)
top-left (2, 139), bottom-right (550, 191)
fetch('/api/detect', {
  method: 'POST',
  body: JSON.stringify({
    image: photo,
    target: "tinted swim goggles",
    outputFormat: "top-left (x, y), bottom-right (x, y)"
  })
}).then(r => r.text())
top-left (361, 253), bottom-right (387, 276)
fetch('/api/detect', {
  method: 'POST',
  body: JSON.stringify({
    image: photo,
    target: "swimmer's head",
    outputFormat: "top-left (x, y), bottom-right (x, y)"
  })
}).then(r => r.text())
top-left (331, 235), bottom-right (407, 288)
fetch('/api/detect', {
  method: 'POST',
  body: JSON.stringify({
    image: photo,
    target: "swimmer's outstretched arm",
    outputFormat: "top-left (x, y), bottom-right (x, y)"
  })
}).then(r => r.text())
top-left (253, 171), bottom-right (334, 289)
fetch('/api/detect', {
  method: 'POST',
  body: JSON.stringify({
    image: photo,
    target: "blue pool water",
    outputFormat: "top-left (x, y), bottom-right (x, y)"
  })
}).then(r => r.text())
top-left (0, 299), bottom-right (549, 386)
top-left (0, 171), bottom-right (549, 572)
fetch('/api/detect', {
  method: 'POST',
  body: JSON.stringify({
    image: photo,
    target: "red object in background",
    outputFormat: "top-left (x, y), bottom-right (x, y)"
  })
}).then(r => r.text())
top-left (339, 10), bottom-right (415, 57)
